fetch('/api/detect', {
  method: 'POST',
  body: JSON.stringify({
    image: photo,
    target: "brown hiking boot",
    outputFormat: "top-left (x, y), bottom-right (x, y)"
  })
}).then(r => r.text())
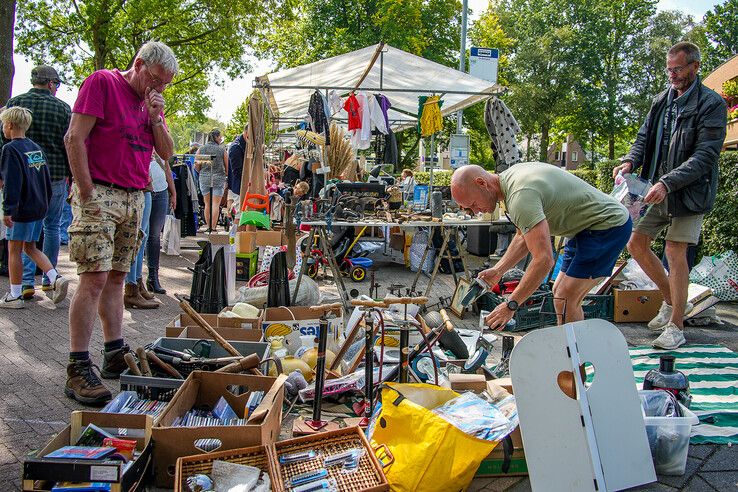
top-left (123, 283), bottom-right (158, 309)
top-left (100, 344), bottom-right (131, 379)
top-left (65, 359), bottom-right (112, 406)
top-left (137, 278), bottom-right (155, 300)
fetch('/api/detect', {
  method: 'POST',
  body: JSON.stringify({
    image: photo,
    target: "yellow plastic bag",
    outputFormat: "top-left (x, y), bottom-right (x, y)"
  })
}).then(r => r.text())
top-left (370, 383), bottom-right (498, 492)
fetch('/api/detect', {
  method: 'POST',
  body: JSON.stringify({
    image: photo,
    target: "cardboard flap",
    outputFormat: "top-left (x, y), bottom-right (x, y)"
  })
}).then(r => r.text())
top-left (71, 411), bottom-right (153, 449)
top-left (248, 374), bottom-right (287, 424)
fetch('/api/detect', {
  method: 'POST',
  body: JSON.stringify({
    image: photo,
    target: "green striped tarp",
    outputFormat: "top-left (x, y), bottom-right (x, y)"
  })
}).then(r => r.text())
top-left (630, 344), bottom-right (738, 444)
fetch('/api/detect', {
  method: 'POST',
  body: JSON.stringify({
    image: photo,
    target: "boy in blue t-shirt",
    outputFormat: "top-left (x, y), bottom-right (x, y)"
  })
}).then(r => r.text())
top-left (0, 107), bottom-right (70, 307)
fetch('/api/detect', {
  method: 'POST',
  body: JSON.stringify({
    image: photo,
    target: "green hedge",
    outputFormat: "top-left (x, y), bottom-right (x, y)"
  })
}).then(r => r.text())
top-left (413, 170), bottom-right (453, 186)
top-left (570, 169), bottom-right (598, 188)
top-left (701, 151), bottom-right (738, 257)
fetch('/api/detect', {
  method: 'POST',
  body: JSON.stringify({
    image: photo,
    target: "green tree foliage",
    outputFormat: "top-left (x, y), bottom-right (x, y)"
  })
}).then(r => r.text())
top-left (701, 152), bottom-right (738, 257)
top-left (701, 0), bottom-right (738, 72)
top-left (259, 0), bottom-right (461, 69)
top-left (14, 0), bottom-right (289, 119)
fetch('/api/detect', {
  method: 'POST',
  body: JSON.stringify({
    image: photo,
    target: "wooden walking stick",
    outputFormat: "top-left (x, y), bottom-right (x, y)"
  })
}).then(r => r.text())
top-left (177, 297), bottom-right (242, 358)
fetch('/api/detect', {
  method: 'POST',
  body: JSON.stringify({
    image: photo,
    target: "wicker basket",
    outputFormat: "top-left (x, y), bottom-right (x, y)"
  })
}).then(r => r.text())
top-left (174, 444), bottom-right (278, 492)
top-left (273, 426), bottom-right (389, 492)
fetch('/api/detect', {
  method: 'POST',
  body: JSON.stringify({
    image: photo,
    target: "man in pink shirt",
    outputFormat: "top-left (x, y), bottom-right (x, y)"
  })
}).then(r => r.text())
top-left (63, 41), bottom-right (177, 405)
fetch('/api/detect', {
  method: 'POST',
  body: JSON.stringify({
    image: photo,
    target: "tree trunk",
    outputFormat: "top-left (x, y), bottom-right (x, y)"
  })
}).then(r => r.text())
top-left (539, 121), bottom-right (550, 162)
top-left (526, 133), bottom-right (532, 162)
top-left (608, 134), bottom-right (615, 160)
top-left (0, 0), bottom-right (16, 104)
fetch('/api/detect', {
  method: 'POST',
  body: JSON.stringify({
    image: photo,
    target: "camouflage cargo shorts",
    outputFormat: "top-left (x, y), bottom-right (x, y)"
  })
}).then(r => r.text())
top-left (68, 183), bottom-right (145, 274)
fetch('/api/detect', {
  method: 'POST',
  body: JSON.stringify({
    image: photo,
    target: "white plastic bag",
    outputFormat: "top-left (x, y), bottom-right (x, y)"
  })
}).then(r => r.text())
top-left (161, 213), bottom-right (181, 255)
top-left (690, 251), bottom-right (738, 301)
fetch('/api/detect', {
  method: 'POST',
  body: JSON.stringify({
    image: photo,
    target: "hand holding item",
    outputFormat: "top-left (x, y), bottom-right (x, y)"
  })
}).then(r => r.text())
top-left (477, 268), bottom-right (501, 288)
top-left (612, 161), bottom-right (633, 179)
top-left (3, 216), bottom-right (13, 228)
top-left (485, 301), bottom-right (515, 331)
top-left (145, 87), bottom-right (165, 123)
top-left (644, 181), bottom-right (667, 204)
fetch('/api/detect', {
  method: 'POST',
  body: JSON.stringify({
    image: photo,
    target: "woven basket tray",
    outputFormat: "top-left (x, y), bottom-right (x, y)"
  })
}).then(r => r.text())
top-left (174, 444), bottom-right (277, 492)
top-left (272, 426), bottom-right (389, 492)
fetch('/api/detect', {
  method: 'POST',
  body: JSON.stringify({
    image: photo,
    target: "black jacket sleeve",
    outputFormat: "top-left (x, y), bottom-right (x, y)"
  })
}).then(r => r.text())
top-left (1, 146), bottom-right (22, 219)
top-left (660, 94), bottom-right (727, 193)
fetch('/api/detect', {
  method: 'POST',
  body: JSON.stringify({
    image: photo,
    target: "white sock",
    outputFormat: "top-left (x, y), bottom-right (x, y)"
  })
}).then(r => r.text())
top-left (46, 269), bottom-right (59, 284)
top-left (10, 285), bottom-right (22, 298)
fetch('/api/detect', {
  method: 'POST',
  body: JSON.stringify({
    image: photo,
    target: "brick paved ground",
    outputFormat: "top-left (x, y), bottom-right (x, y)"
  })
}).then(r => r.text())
top-left (1, 236), bottom-right (736, 490)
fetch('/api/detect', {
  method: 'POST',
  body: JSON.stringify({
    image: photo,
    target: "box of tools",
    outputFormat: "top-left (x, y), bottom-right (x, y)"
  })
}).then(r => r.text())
top-left (152, 371), bottom-right (284, 487)
top-left (23, 412), bottom-right (152, 492)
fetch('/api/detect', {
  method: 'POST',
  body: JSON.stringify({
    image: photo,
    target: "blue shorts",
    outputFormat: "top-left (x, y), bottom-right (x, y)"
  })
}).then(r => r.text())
top-left (6, 219), bottom-right (43, 242)
top-left (560, 217), bottom-right (632, 279)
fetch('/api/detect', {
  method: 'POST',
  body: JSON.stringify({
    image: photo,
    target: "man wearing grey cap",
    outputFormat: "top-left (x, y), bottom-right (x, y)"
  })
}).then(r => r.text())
top-left (5, 65), bottom-right (72, 300)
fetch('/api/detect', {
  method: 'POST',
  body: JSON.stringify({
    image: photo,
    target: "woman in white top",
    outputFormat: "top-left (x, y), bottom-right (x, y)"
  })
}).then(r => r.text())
top-left (146, 154), bottom-right (176, 294)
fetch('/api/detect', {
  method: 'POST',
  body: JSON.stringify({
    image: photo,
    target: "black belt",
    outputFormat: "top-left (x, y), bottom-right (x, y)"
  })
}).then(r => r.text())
top-left (92, 179), bottom-right (143, 193)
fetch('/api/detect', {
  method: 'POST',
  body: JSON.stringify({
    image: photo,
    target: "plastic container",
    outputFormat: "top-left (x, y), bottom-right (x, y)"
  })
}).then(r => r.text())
top-left (640, 390), bottom-right (699, 476)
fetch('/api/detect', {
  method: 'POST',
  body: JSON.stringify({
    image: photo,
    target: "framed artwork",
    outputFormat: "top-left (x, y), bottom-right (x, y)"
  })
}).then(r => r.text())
top-left (450, 277), bottom-right (472, 318)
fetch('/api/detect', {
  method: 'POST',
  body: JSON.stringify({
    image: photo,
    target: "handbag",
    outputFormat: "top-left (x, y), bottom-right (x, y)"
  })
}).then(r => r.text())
top-left (161, 211), bottom-right (181, 256)
top-left (369, 383), bottom-right (498, 492)
top-left (689, 250), bottom-right (738, 301)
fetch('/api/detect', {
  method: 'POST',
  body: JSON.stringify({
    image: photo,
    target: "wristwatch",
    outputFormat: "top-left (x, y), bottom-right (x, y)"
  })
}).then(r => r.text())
top-left (505, 300), bottom-right (519, 312)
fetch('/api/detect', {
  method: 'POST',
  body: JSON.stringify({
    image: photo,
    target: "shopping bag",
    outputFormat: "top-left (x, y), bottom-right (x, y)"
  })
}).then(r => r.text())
top-left (689, 250), bottom-right (738, 301)
top-left (369, 383), bottom-right (498, 492)
top-left (161, 212), bottom-right (181, 256)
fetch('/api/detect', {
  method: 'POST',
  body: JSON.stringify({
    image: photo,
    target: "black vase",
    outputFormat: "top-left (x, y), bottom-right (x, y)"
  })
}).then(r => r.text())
top-left (267, 251), bottom-right (291, 307)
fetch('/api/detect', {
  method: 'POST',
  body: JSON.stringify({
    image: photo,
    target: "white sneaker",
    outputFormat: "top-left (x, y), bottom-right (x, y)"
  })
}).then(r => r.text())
top-left (52, 276), bottom-right (70, 304)
top-left (0, 293), bottom-right (24, 309)
top-left (648, 301), bottom-right (694, 331)
top-left (652, 322), bottom-right (686, 350)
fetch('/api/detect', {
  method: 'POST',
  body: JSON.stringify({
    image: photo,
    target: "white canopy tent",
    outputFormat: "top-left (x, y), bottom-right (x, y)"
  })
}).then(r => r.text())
top-left (254, 43), bottom-right (502, 132)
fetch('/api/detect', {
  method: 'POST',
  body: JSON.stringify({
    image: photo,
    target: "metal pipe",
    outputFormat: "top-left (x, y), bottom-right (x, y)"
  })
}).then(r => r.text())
top-left (311, 316), bottom-right (329, 424)
top-left (252, 84), bottom-right (502, 96)
top-left (456, 0), bottom-right (469, 134)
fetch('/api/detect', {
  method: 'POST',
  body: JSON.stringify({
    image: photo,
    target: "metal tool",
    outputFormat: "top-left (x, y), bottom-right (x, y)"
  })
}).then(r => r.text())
top-left (384, 296), bottom-right (428, 383)
top-left (304, 303), bottom-right (342, 431)
top-left (461, 276), bottom-right (492, 308)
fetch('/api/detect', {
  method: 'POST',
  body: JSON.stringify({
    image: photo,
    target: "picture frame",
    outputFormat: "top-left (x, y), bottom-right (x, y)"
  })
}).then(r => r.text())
top-left (450, 277), bottom-right (472, 318)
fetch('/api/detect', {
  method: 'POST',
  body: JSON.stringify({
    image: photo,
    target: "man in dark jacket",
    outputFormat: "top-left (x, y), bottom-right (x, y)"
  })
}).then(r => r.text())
top-left (613, 41), bottom-right (727, 350)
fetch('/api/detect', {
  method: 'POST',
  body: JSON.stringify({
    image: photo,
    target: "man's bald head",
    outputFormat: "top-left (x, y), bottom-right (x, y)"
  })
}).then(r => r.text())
top-left (450, 165), bottom-right (500, 214)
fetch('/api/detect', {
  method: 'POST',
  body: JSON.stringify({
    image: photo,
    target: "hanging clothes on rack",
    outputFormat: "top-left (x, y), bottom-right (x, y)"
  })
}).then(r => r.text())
top-left (343, 93), bottom-right (362, 130)
top-left (384, 128), bottom-right (399, 165)
top-left (420, 95), bottom-right (443, 137)
top-left (356, 92), bottom-right (372, 150)
top-left (375, 94), bottom-right (392, 133)
top-left (367, 94), bottom-right (389, 135)
top-left (171, 161), bottom-right (198, 237)
top-left (308, 90), bottom-right (330, 145)
top-left (328, 90), bottom-right (343, 116)
top-left (484, 96), bottom-right (521, 171)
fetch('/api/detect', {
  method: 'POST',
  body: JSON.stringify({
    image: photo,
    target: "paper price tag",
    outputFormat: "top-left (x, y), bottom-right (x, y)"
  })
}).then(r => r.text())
top-left (90, 465), bottom-right (119, 482)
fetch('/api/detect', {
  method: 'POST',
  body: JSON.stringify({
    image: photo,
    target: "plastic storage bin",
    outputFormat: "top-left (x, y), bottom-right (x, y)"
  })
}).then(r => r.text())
top-left (642, 397), bottom-right (699, 475)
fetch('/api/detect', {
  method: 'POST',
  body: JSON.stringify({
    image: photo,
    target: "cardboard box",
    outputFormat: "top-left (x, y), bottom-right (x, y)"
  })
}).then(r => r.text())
top-left (207, 232), bottom-right (232, 246)
top-left (153, 371), bottom-right (283, 487)
top-left (475, 446), bottom-right (528, 477)
top-left (236, 231), bottom-right (257, 253)
top-left (171, 325), bottom-right (263, 342)
top-left (613, 288), bottom-right (664, 323)
top-left (167, 311), bottom-right (261, 333)
top-left (449, 373), bottom-right (487, 393)
top-left (23, 412), bottom-right (152, 491)
top-left (255, 230), bottom-right (284, 247)
top-left (262, 306), bottom-right (343, 341)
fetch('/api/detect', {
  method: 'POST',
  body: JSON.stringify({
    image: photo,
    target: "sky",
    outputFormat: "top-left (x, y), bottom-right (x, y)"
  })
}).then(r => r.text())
top-left (10, 0), bottom-right (723, 123)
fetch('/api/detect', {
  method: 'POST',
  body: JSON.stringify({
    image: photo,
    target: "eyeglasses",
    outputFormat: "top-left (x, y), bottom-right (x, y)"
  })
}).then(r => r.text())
top-left (664, 62), bottom-right (694, 75)
top-left (48, 80), bottom-right (61, 88)
top-left (143, 64), bottom-right (171, 89)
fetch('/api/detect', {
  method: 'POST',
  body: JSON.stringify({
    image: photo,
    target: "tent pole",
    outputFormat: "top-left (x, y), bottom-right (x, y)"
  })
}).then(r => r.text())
top-left (456, 0), bottom-right (469, 134)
